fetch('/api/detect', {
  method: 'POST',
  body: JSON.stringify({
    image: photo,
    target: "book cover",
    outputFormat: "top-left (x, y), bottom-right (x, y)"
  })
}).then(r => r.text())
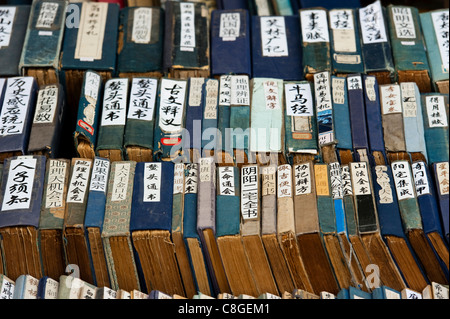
top-left (0, 274), bottom-right (15, 299)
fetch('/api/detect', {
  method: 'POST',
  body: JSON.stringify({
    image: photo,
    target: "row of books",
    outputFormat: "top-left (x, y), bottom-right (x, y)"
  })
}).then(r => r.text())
top-left (1, 273), bottom-right (448, 299)
top-left (0, 154), bottom-right (448, 298)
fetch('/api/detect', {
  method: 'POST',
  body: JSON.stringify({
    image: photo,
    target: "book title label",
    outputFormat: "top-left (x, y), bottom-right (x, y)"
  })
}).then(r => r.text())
top-left (45, 159), bottom-right (67, 209)
top-left (374, 165), bottom-right (394, 204)
top-left (329, 9), bottom-right (357, 52)
top-left (314, 164), bottom-right (330, 196)
top-left (36, 2), bottom-right (59, 30)
top-left (131, 7), bottom-right (152, 44)
top-left (285, 83), bottom-right (313, 117)
top-left (350, 162), bottom-right (372, 196)
top-left (431, 10), bottom-right (449, 72)
top-left (0, 277), bottom-right (14, 299)
top-left (204, 79), bottom-right (219, 119)
top-left (159, 79), bottom-right (187, 133)
top-left (329, 162), bottom-right (344, 199)
top-left (314, 72), bottom-right (334, 145)
top-left (188, 77), bottom-right (205, 107)
top-left (1, 157), bottom-right (37, 211)
top-left (391, 161), bottom-right (415, 200)
top-left (263, 80), bottom-right (281, 110)
top-left (0, 77), bottom-right (34, 137)
top-left (180, 2), bottom-right (196, 51)
top-left (380, 84), bottom-right (402, 114)
top-left (261, 166), bottom-right (276, 196)
top-left (0, 7), bottom-right (16, 48)
top-left (411, 161), bottom-right (431, 196)
top-left (199, 157), bottom-right (214, 183)
top-left (230, 75), bottom-right (250, 106)
top-left (364, 77), bottom-right (377, 102)
top-left (218, 166), bottom-right (235, 196)
top-left (66, 160), bottom-right (91, 204)
top-left (241, 165), bottom-right (259, 220)
top-left (277, 164), bottom-right (292, 198)
top-left (332, 77), bottom-right (346, 105)
top-left (111, 163), bottom-right (130, 202)
top-left (89, 158), bottom-right (109, 193)
top-left (101, 78), bottom-right (128, 126)
top-left (359, 0), bottom-right (388, 44)
top-left (341, 165), bottom-right (353, 196)
top-left (392, 7), bottom-right (416, 39)
top-left (294, 163), bottom-right (312, 196)
top-left (400, 82), bottom-right (417, 118)
top-left (425, 95), bottom-right (448, 128)
top-left (300, 9), bottom-right (329, 43)
top-left (33, 85), bottom-right (58, 124)
top-left (184, 163), bottom-right (198, 194)
top-left (260, 16), bottom-right (289, 57)
top-left (143, 162), bottom-right (161, 202)
top-left (219, 75), bottom-right (231, 106)
top-left (173, 163), bottom-right (184, 194)
top-left (219, 12), bottom-right (241, 41)
top-left (127, 78), bottom-right (158, 121)
top-left (436, 162), bottom-right (449, 196)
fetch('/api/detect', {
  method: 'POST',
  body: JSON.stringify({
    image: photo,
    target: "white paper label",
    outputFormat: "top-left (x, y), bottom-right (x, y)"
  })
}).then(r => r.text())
top-left (84, 71), bottom-right (101, 102)
top-left (391, 161), bottom-right (415, 200)
top-left (329, 162), bottom-right (343, 199)
top-left (329, 9), bottom-right (356, 52)
top-left (98, 287), bottom-right (117, 299)
top-left (374, 165), bottom-right (394, 204)
top-left (66, 160), bottom-right (91, 204)
top-left (365, 77), bottom-right (377, 102)
top-left (0, 277), bottom-right (14, 299)
top-left (260, 16), bottom-right (289, 57)
top-left (89, 158), bottom-right (110, 193)
top-left (380, 84), bottom-right (402, 114)
top-left (143, 163), bottom-right (161, 202)
top-left (332, 77), bottom-right (346, 105)
top-left (36, 2), bottom-right (59, 29)
top-left (330, 9), bottom-right (355, 30)
top-left (159, 79), bottom-right (187, 133)
top-left (263, 80), bottom-right (280, 110)
top-left (184, 163), bottom-right (198, 194)
top-left (1, 157), bottom-right (37, 211)
top-left (277, 164), bottom-right (292, 198)
top-left (425, 95), bottom-right (448, 128)
top-left (392, 7), bottom-right (416, 39)
top-left (180, 2), bottom-right (196, 51)
top-left (204, 80), bottom-right (218, 120)
top-left (400, 82), bottom-right (417, 118)
top-left (79, 282), bottom-right (96, 300)
top-left (132, 7), bottom-right (152, 44)
top-left (436, 162), bottom-right (449, 196)
top-left (42, 278), bottom-right (59, 299)
top-left (261, 166), bottom-right (276, 196)
top-left (359, 1), bottom-right (388, 44)
top-left (219, 12), bottom-right (240, 41)
top-left (241, 165), bottom-right (259, 220)
top-left (75, 2), bottom-right (108, 61)
top-left (254, 0), bottom-right (271, 16)
top-left (33, 85), bottom-right (58, 124)
top-left (350, 162), bottom-right (371, 196)
top-left (341, 165), bottom-right (353, 196)
top-left (219, 75), bottom-right (232, 106)
top-left (403, 288), bottom-right (422, 299)
top-left (300, 9), bottom-right (329, 43)
top-left (218, 166), bottom-right (235, 196)
top-left (0, 77), bottom-right (34, 137)
top-left (314, 72), bottom-right (334, 145)
top-left (411, 161), bottom-right (430, 196)
top-left (199, 157), bottom-right (213, 183)
top-left (127, 78), bottom-right (158, 121)
top-left (431, 11), bottom-right (449, 71)
top-left (432, 282), bottom-right (449, 299)
top-left (188, 78), bottom-right (205, 107)
top-left (294, 163), bottom-right (311, 196)
top-left (0, 7), bottom-right (16, 48)
top-left (23, 276), bottom-right (39, 299)
top-left (347, 75), bottom-right (362, 91)
top-left (101, 79), bottom-right (128, 126)
top-left (230, 75), bottom-right (250, 106)
top-left (173, 163), bottom-right (184, 194)
top-left (45, 159), bottom-right (67, 209)
top-left (285, 83), bottom-right (313, 117)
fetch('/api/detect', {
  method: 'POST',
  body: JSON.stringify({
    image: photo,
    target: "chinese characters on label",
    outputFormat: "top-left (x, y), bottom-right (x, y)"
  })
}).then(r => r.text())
top-left (89, 158), bottom-right (109, 193)
top-left (411, 161), bottom-right (430, 196)
top-left (359, 0), bottom-right (388, 44)
top-left (425, 95), bottom-right (448, 128)
top-left (380, 84), bottom-right (402, 114)
top-left (66, 160), bottom-right (91, 204)
top-left (241, 165), bottom-right (258, 220)
top-left (260, 16), bottom-right (289, 57)
top-left (101, 78), bottom-right (128, 126)
top-left (219, 12), bottom-right (240, 41)
top-left (132, 7), bottom-right (152, 44)
top-left (143, 162), bottom-right (161, 202)
top-left (435, 162), bottom-right (449, 196)
top-left (111, 163), bottom-right (130, 202)
top-left (218, 166), bottom-right (235, 196)
top-left (128, 78), bottom-right (157, 121)
top-left (180, 2), bottom-right (196, 51)
top-left (33, 85), bottom-right (58, 124)
top-left (374, 165), bottom-right (394, 204)
top-left (431, 10), bottom-right (449, 71)
top-left (350, 162), bottom-right (372, 196)
top-left (263, 80), bottom-right (280, 110)
top-left (277, 164), bottom-right (292, 198)
top-left (391, 161), bottom-right (415, 200)
top-left (0, 7), bottom-right (16, 48)
top-left (184, 163), bottom-right (198, 194)
top-left (392, 7), bottom-right (416, 39)
top-left (36, 2), bottom-right (59, 29)
top-left (300, 9), bottom-right (329, 43)
top-left (314, 72), bottom-right (334, 145)
top-left (230, 75), bottom-right (250, 106)
top-left (285, 83), bottom-right (313, 116)
top-left (294, 163), bottom-right (311, 196)
top-left (159, 79), bottom-right (187, 133)
top-left (45, 159), bottom-right (67, 209)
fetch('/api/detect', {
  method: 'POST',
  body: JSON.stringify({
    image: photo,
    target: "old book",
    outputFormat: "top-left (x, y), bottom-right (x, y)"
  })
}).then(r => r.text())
top-left (116, 289), bottom-right (131, 299)
top-left (117, 7), bottom-right (164, 79)
top-left (19, 0), bottom-right (67, 86)
top-left (249, 0), bottom-right (275, 16)
top-left (148, 290), bottom-right (172, 299)
top-left (57, 275), bottom-right (84, 299)
top-left (293, 161), bottom-right (339, 295)
top-left (83, 157), bottom-right (111, 288)
top-left (386, 5), bottom-right (431, 92)
top-left (102, 161), bottom-right (140, 292)
top-left (299, 7), bottom-right (332, 81)
top-left (400, 82), bottom-right (428, 163)
top-left (37, 276), bottom-right (59, 299)
top-left (201, 78), bottom-right (219, 158)
top-left (216, 0), bottom-right (248, 10)
top-left (130, 290), bottom-right (148, 299)
top-left (182, 163), bottom-right (213, 297)
top-left (432, 162), bottom-right (449, 243)
top-left (292, 289), bottom-right (320, 299)
top-left (300, 0), bottom-right (361, 10)
top-left (197, 157), bottom-right (231, 296)
top-left (216, 165), bottom-right (260, 297)
top-left (0, 76), bottom-right (38, 163)
top-left (421, 93), bottom-right (449, 165)
top-left (328, 8), bottom-right (364, 75)
top-left (391, 160), bottom-right (448, 285)
top-left (73, 70), bottom-right (103, 160)
top-left (251, 15), bottom-right (303, 80)
top-left (153, 78), bottom-right (188, 161)
top-left (95, 286), bottom-right (117, 299)
top-left (60, 2), bottom-right (119, 158)
top-left (216, 75), bottom-right (234, 165)
top-left (0, 155), bottom-right (46, 281)
top-left (63, 158), bottom-right (94, 285)
top-left (13, 274), bottom-right (38, 299)
top-left (27, 84), bottom-right (65, 158)
top-left (259, 165), bottom-right (295, 295)
top-left (0, 5), bottom-right (30, 77)
top-left (349, 161), bottom-right (407, 292)
top-left (358, 1), bottom-right (395, 84)
top-left (0, 274), bottom-right (15, 299)
top-left (420, 9), bottom-right (449, 94)
top-left (171, 163), bottom-right (197, 298)
top-left (38, 158), bottom-right (70, 281)
top-left (283, 80), bottom-right (319, 164)
top-left (372, 164), bottom-right (429, 292)
top-left (210, 9), bottom-right (252, 78)
top-left (250, 78), bottom-right (285, 166)
top-left (422, 282), bottom-right (449, 299)
top-left (184, 77), bottom-right (205, 163)
top-left (331, 76), bottom-right (353, 164)
top-left (96, 78), bottom-right (129, 162)
top-left (163, 1), bottom-right (210, 78)
top-left (130, 161), bottom-right (185, 296)
top-left (401, 288), bottom-right (422, 299)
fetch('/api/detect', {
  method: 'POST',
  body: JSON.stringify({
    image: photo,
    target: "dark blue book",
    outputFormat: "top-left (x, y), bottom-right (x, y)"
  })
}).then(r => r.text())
top-left (300, 0), bottom-right (361, 10)
top-left (201, 78), bottom-right (219, 158)
top-left (37, 276), bottom-right (59, 299)
top-left (184, 77), bottom-right (205, 163)
top-left (216, 0), bottom-right (249, 10)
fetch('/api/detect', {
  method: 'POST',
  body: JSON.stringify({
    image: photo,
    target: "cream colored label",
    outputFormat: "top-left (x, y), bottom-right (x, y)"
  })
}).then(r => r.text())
top-left (277, 164), bottom-right (292, 198)
top-left (111, 163), bottom-right (130, 202)
top-left (329, 9), bottom-right (356, 52)
top-left (219, 12), bottom-right (240, 41)
top-left (132, 7), bottom-right (152, 44)
top-left (0, 7), bottom-right (16, 48)
top-left (294, 163), bottom-right (311, 196)
top-left (43, 278), bottom-right (59, 299)
top-left (400, 82), bottom-right (417, 118)
top-left (314, 164), bottom-right (329, 196)
top-left (365, 77), bottom-right (376, 102)
top-left (74, 2), bottom-right (108, 61)
top-left (188, 78), bottom-right (205, 107)
top-left (204, 80), bottom-right (218, 120)
top-left (173, 163), bottom-right (184, 194)
top-left (329, 162), bottom-right (343, 199)
top-left (264, 80), bottom-right (280, 110)
top-left (392, 7), bottom-right (416, 39)
top-left (66, 160), bottom-right (91, 204)
top-left (332, 77), bottom-right (346, 104)
top-left (180, 2), bottom-right (196, 51)
top-left (374, 165), bottom-right (394, 204)
top-left (33, 85), bottom-right (59, 124)
top-left (380, 84), bottom-right (402, 114)
top-left (261, 166), bottom-right (276, 196)
top-left (334, 53), bottom-right (361, 64)
top-left (45, 159), bottom-right (67, 209)
top-left (23, 276), bottom-right (39, 299)
top-left (436, 162), bottom-right (449, 196)
top-left (431, 10), bottom-right (449, 71)
top-left (199, 157), bottom-right (213, 183)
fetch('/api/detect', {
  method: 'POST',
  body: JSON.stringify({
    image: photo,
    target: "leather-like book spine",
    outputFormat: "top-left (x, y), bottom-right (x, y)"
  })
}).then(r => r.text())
top-left (38, 158), bottom-right (70, 281)
top-left (299, 7), bottom-right (332, 81)
top-left (73, 71), bottom-right (103, 160)
top-left (0, 155), bottom-right (46, 281)
top-left (163, 1), bottom-right (210, 78)
top-left (201, 78), bottom-right (219, 157)
top-left (328, 8), bottom-right (364, 74)
top-left (251, 15), bottom-right (303, 80)
top-left (19, 0), bottom-right (67, 86)
top-left (96, 78), bottom-right (129, 162)
top-left (184, 77), bottom-right (205, 163)
top-left (27, 83), bottom-right (65, 158)
top-left (210, 9), bottom-right (252, 77)
top-left (153, 78), bottom-right (188, 162)
top-left (83, 157), bottom-right (111, 288)
top-left (283, 80), bottom-right (319, 164)
top-left (117, 7), bottom-right (164, 78)
top-left (0, 77), bottom-right (38, 163)
top-left (0, 5), bottom-right (30, 76)
top-left (386, 5), bottom-right (431, 92)
top-left (420, 93), bottom-right (449, 165)
top-left (123, 78), bottom-right (158, 162)
top-left (432, 162), bottom-right (449, 243)
top-left (358, 1), bottom-right (395, 84)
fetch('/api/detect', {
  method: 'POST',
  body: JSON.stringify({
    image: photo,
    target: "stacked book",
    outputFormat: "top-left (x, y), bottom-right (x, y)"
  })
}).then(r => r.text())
top-left (0, 0), bottom-right (448, 300)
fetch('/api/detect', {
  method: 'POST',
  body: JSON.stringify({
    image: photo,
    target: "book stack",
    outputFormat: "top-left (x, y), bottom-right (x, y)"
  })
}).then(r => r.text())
top-left (0, 0), bottom-right (448, 301)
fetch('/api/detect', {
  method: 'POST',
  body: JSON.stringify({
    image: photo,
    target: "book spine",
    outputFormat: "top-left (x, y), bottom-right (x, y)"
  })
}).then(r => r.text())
top-left (331, 76), bottom-right (352, 152)
top-left (273, 0), bottom-right (293, 15)
top-left (183, 163), bottom-right (199, 239)
top-left (276, 164), bottom-right (295, 235)
top-left (314, 163), bottom-right (337, 234)
top-left (217, 75), bottom-right (232, 156)
top-left (340, 164), bottom-right (358, 237)
top-left (260, 165), bottom-right (277, 235)
top-left (216, 166), bottom-right (241, 237)
top-left (313, 71), bottom-right (335, 149)
top-left (172, 163), bottom-right (185, 234)
top-left (201, 78), bottom-right (219, 155)
top-left (197, 157), bottom-right (216, 233)
top-left (184, 77), bottom-right (205, 162)
top-left (229, 75), bottom-right (251, 156)
top-left (432, 162), bottom-right (449, 242)
top-left (329, 162), bottom-right (348, 235)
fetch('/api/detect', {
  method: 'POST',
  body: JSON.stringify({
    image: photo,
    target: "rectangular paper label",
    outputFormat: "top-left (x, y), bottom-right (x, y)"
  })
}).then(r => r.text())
top-left (230, 75), bottom-right (250, 106)
top-left (1, 157), bottom-right (37, 211)
top-left (347, 75), bottom-right (362, 90)
top-left (66, 160), bottom-right (91, 204)
top-left (36, 2), bottom-right (59, 29)
top-left (425, 95), bottom-right (448, 128)
top-left (89, 158), bottom-right (110, 193)
top-left (411, 161), bottom-right (431, 196)
top-left (435, 162), bottom-right (449, 196)
top-left (300, 9), bottom-right (329, 43)
top-left (315, 72), bottom-right (334, 145)
top-left (380, 84), bottom-right (402, 114)
top-left (127, 78), bottom-right (158, 121)
top-left (431, 11), bottom-right (449, 72)
top-left (294, 163), bottom-right (312, 196)
top-left (33, 85), bottom-right (58, 124)
top-left (400, 82), bottom-right (417, 118)
top-left (341, 165), bottom-right (353, 196)
top-left (329, 9), bottom-right (357, 52)
top-left (199, 157), bottom-right (213, 183)
top-left (285, 83), bottom-right (313, 116)
top-left (219, 12), bottom-right (240, 41)
top-left (173, 163), bottom-right (184, 194)
top-left (391, 161), bottom-right (415, 200)
top-left (261, 166), bottom-right (276, 196)
top-left (159, 79), bottom-right (187, 133)
top-left (260, 16), bottom-right (289, 57)
top-left (329, 162), bottom-right (343, 199)
top-left (277, 164), bottom-right (292, 198)
top-left (0, 278), bottom-right (14, 299)
top-left (45, 159), bottom-right (67, 209)
top-left (365, 77), bottom-right (377, 102)
top-left (218, 166), bottom-right (235, 196)
top-left (180, 2), bottom-right (196, 51)
top-left (359, 0), bottom-right (388, 44)
top-left (188, 78), bottom-right (205, 107)
top-left (350, 162), bottom-right (372, 196)
top-left (0, 7), bottom-right (16, 48)
top-left (132, 7), bottom-right (152, 44)
top-left (101, 79), bottom-right (128, 126)
top-left (314, 165), bottom-right (329, 196)
top-left (374, 165), bottom-right (394, 204)
top-left (184, 163), bottom-right (198, 194)
top-left (143, 163), bottom-right (161, 202)
top-left (392, 7), bottom-right (416, 39)
top-left (204, 80), bottom-right (218, 120)
top-left (219, 75), bottom-right (232, 106)
top-left (263, 80), bottom-right (280, 110)
top-left (241, 165), bottom-right (259, 220)
top-left (332, 77), bottom-right (346, 105)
